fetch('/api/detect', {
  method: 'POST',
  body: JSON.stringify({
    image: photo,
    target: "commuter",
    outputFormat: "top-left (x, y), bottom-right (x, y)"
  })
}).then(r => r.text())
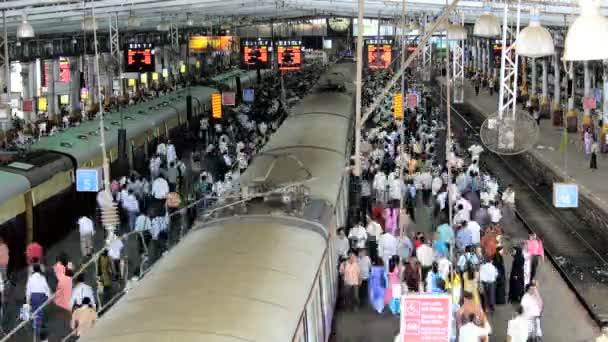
top-left (526, 233), bottom-right (544, 281)
top-left (358, 248), bottom-right (372, 304)
top-left (425, 262), bottom-right (441, 293)
top-left (348, 222), bottom-right (367, 250)
top-left (488, 201), bottom-right (502, 224)
top-left (78, 215), bottom-right (95, 258)
top-left (521, 282), bottom-right (543, 340)
top-left (432, 232), bottom-right (448, 258)
top-left (383, 205), bottom-right (399, 236)
top-left (403, 256), bottom-right (422, 293)
top-left (340, 252), bottom-right (361, 311)
top-left (135, 212), bottom-right (152, 254)
top-left (166, 140), bottom-right (177, 164)
top-left (0, 237), bottom-right (9, 281)
top-left (479, 258), bottom-right (498, 313)
top-left (507, 305), bottom-right (529, 342)
top-left (436, 222), bottom-right (455, 251)
top-left (384, 256), bottom-right (401, 315)
top-left (378, 228), bottom-right (398, 270)
top-left (97, 250), bottom-right (113, 305)
top-left (416, 237), bottom-right (434, 281)
top-left (463, 263), bottom-right (481, 306)
top-left (458, 313), bottom-right (492, 342)
top-left (108, 238), bottom-right (124, 281)
top-left (151, 176), bottom-right (170, 200)
top-left (368, 258), bottom-right (386, 314)
top-left (457, 291), bottom-right (485, 329)
top-left (26, 241), bottom-right (44, 265)
top-left (26, 264), bottom-right (50, 330)
top-left (28, 257), bottom-right (46, 277)
top-left (509, 246), bottom-right (526, 303)
top-left (70, 297), bottom-right (98, 337)
top-left (335, 228), bottom-right (350, 260)
top-left (149, 154), bottom-right (161, 179)
top-left (591, 141), bottom-right (599, 171)
top-left (70, 274), bottom-right (97, 310)
top-left (121, 189), bottom-right (140, 232)
top-left (396, 234), bottom-right (413, 262)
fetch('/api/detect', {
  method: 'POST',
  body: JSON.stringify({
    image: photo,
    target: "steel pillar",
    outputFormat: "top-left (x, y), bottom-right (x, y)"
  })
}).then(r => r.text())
top-left (583, 60), bottom-right (592, 128)
top-left (497, 0), bottom-right (521, 120)
top-left (422, 30), bottom-right (432, 81)
top-left (452, 19), bottom-right (465, 103)
top-left (0, 11), bottom-right (8, 95)
top-left (170, 22), bottom-right (179, 52)
top-left (603, 60), bottom-right (608, 131)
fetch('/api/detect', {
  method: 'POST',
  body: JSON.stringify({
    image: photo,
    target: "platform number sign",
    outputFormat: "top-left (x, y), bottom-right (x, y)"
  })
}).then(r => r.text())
top-left (243, 89), bottom-right (255, 103)
top-left (553, 183), bottom-right (579, 208)
top-left (76, 169), bottom-right (100, 192)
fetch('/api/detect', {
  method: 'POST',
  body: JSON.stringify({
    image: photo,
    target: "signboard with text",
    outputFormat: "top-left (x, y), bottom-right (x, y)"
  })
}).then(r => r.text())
top-left (366, 38), bottom-right (393, 70)
top-left (125, 43), bottom-right (155, 73)
top-left (76, 169), bottom-right (100, 192)
top-left (243, 89), bottom-right (255, 103)
top-left (401, 295), bottom-right (451, 342)
top-left (222, 92), bottom-right (236, 106)
top-left (553, 183), bottom-right (579, 208)
top-left (394, 92), bottom-right (403, 121)
top-left (211, 93), bottom-right (222, 119)
top-left (59, 57), bottom-right (71, 83)
top-left (242, 39), bottom-right (270, 69)
top-left (277, 39), bottom-right (303, 71)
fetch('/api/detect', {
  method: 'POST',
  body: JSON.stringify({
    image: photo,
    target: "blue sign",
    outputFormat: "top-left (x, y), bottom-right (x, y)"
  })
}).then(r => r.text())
top-left (553, 183), bottom-right (579, 208)
top-left (76, 169), bottom-right (99, 192)
top-left (243, 89), bottom-right (255, 103)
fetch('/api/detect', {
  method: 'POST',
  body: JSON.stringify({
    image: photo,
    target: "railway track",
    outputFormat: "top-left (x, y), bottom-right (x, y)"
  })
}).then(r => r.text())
top-left (441, 94), bottom-right (608, 325)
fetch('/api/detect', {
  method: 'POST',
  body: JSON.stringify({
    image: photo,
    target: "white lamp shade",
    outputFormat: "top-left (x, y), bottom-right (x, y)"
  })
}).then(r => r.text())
top-left (474, 11), bottom-right (501, 37)
top-left (82, 17), bottom-right (98, 31)
top-left (563, 0), bottom-right (608, 61)
top-left (157, 22), bottom-right (169, 31)
top-left (186, 19), bottom-right (194, 26)
top-left (16, 22), bottom-right (35, 38)
top-left (516, 20), bottom-right (555, 57)
top-left (448, 24), bottom-right (467, 40)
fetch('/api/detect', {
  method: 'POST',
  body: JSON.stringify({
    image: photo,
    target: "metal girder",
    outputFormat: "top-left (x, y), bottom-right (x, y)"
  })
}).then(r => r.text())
top-left (169, 22), bottom-right (179, 51)
top-left (497, 0), bottom-right (521, 120)
top-left (452, 44), bottom-right (464, 103)
top-left (0, 11), bottom-right (8, 95)
top-left (422, 38), bottom-right (432, 82)
top-left (109, 13), bottom-right (120, 66)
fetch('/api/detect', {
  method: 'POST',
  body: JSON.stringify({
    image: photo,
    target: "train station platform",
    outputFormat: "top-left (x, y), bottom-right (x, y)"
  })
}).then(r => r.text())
top-left (447, 77), bottom-right (608, 228)
top-left (331, 197), bottom-right (599, 341)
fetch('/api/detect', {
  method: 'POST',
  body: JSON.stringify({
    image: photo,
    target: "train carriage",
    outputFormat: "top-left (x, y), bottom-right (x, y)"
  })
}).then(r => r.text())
top-left (79, 63), bottom-right (356, 342)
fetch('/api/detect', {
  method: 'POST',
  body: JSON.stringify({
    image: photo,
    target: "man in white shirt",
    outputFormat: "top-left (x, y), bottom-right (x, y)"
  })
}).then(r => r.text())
top-left (458, 313), bottom-right (491, 342)
top-left (71, 273), bottom-right (97, 310)
top-left (416, 238), bottom-right (434, 279)
top-left (135, 212), bottom-right (152, 254)
top-left (78, 216), bottom-right (95, 257)
top-left (378, 230), bottom-right (398, 270)
top-left (358, 248), bottom-right (372, 303)
top-left (479, 259), bottom-right (499, 312)
top-left (488, 202), bottom-right (503, 224)
top-left (507, 305), bottom-right (529, 342)
top-left (388, 176), bottom-right (404, 203)
top-left (166, 142), bottom-right (177, 164)
top-left (348, 223), bottom-right (368, 250)
top-left (151, 177), bottom-right (170, 199)
top-left (521, 283), bottom-right (543, 339)
top-left (149, 155), bottom-right (161, 180)
top-left (156, 142), bottom-right (167, 160)
top-left (373, 171), bottom-right (387, 204)
top-left (335, 228), bottom-right (350, 261)
top-left (26, 264), bottom-right (50, 329)
top-left (108, 238), bottom-right (124, 280)
top-left (366, 218), bottom-right (382, 259)
top-left (121, 190), bottom-right (140, 231)
top-left (465, 220), bottom-right (482, 245)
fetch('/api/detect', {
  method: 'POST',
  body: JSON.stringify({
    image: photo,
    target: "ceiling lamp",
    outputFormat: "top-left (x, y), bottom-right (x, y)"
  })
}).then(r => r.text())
top-left (515, 9), bottom-right (554, 58)
top-left (474, 4), bottom-right (501, 37)
top-left (16, 14), bottom-right (35, 39)
top-left (157, 21), bottom-right (169, 31)
top-left (187, 18), bottom-right (194, 26)
top-left (448, 23), bottom-right (467, 40)
top-left (409, 19), bottom-right (420, 31)
top-left (563, 0), bottom-right (608, 61)
top-left (82, 16), bottom-right (97, 31)
top-left (128, 14), bottom-right (141, 28)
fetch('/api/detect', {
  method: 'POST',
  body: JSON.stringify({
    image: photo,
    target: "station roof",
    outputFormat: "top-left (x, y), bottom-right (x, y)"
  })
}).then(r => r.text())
top-left (0, 0), bottom-right (604, 36)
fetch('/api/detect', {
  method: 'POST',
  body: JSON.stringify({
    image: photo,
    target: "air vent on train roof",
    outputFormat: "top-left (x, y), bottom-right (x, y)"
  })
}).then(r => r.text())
top-left (111, 121), bottom-right (120, 126)
top-left (88, 131), bottom-right (99, 136)
top-left (124, 115), bottom-right (134, 120)
top-left (137, 110), bottom-right (145, 115)
top-left (77, 135), bottom-right (88, 140)
top-left (60, 142), bottom-right (73, 148)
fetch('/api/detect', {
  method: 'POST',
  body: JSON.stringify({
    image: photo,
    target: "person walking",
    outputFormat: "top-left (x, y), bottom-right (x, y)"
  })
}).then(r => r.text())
top-left (384, 256), bottom-right (401, 315)
top-left (493, 247), bottom-right (507, 305)
top-left (403, 256), bottom-right (422, 293)
top-left (358, 249), bottom-right (372, 304)
top-left (509, 246), bottom-right (526, 303)
top-left (97, 250), bottom-right (113, 306)
top-left (0, 237), bottom-right (9, 282)
top-left (25, 264), bottom-right (50, 331)
top-left (507, 305), bottom-right (529, 342)
top-left (340, 252), bottom-right (361, 311)
top-left (368, 258), bottom-right (386, 314)
top-left (526, 233), bottom-right (544, 282)
top-left (591, 140), bottom-right (598, 171)
top-left (70, 297), bottom-right (98, 337)
top-left (521, 282), bottom-right (543, 341)
top-left (78, 215), bottom-right (95, 258)
top-left (479, 259), bottom-right (499, 313)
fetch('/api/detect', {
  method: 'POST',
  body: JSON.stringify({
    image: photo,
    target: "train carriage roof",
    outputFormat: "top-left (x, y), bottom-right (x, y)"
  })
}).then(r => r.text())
top-left (29, 86), bottom-right (215, 166)
top-left (79, 216), bottom-right (327, 342)
top-left (0, 170), bottom-right (30, 202)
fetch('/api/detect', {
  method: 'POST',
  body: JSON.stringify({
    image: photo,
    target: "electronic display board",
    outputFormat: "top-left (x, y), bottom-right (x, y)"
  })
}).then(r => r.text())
top-left (366, 38), bottom-right (392, 70)
top-left (125, 43), bottom-right (155, 72)
top-left (241, 39), bottom-right (270, 68)
top-left (59, 57), bottom-right (70, 83)
top-left (277, 40), bottom-right (302, 71)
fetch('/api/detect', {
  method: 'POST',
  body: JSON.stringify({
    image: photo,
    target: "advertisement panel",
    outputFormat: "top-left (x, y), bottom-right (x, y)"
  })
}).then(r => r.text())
top-left (400, 295), bottom-right (451, 342)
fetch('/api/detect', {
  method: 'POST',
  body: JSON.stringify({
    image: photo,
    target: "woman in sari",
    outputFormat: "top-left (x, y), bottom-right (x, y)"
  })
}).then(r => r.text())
top-left (385, 256), bottom-right (401, 315)
top-left (403, 256), bottom-right (422, 293)
top-left (463, 264), bottom-right (481, 306)
top-left (368, 257), bottom-right (386, 314)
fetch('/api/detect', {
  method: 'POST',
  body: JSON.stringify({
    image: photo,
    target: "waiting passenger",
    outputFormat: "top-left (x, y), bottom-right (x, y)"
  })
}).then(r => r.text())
top-left (71, 297), bottom-right (98, 337)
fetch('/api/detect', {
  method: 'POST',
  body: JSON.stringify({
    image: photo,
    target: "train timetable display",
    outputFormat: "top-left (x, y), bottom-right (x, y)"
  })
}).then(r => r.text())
top-left (367, 44), bottom-right (392, 70)
top-left (125, 43), bottom-right (155, 72)
top-left (277, 40), bottom-right (302, 71)
top-left (242, 39), bottom-right (270, 68)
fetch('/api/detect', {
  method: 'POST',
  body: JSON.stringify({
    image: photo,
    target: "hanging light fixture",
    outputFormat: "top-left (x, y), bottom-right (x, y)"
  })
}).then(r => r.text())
top-left (186, 14), bottom-right (194, 27)
top-left (448, 20), bottom-right (467, 41)
top-left (128, 14), bottom-right (141, 28)
top-left (563, 0), bottom-right (608, 61)
top-left (515, 9), bottom-right (554, 58)
top-left (157, 20), bottom-right (169, 31)
top-left (82, 16), bottom-right (98, 31)
top-left (474, 4), bottom-right (501, 37)
top-left (409, 18), bottom-right (420, 31)
top-left (16, 13), bottom-right (35, 39)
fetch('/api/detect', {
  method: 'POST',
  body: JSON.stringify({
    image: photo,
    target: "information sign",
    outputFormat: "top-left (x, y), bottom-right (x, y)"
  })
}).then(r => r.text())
top-left (38, 97), bottom-right (48, 112)
top-left (366, 39), bottom-right (393, 70)
top-left (553, 183), bottom-right (579, 208)
top-left (394, 92), bottom-right (403, 121)
top-left (243, 89), bottom-right (255, 103)
top-left (401, 295), bottom-right (451, 342)
top-left (59, 57), bottom-right (71, 83)
top-left (212, 93), bottom-right (222, 119)
top-left (222, 92), bottom-right (236, 106)
top-left (125, 43), bottom-right (155, 72)
top-left (76, 169), bottom-right (100, 192)
top-left (22, 99), bottom-right (33, 112)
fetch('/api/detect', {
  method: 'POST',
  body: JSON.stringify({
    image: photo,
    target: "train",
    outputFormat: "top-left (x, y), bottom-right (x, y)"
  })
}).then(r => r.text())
top-left (0, 70), bottom-right (262, 268)
top-left (78, 63), bottom-right (356, 342)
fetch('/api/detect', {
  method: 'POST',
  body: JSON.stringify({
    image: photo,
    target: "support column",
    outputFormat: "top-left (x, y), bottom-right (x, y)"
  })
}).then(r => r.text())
top-left (476, 39), bottom-right (481, 72)
top-left (530, 57), bottom-right (538, 109)
top-left (0, 10), bottom-right (9, 95)
top-left (521, 57), bottom-right (528, 99)
top-left (21, 63), bottom-right (32, 122)
top-left (583, 60), bottom-right (593, 130)
top-left (602, 60), bottom-right (608, 150)
top-left (567, 62), bottom-right (577, 132)
top-left (70, 57), bottom-right (81, 115)
top-left (540, 58), bottom-right (550, 117)
top-left (48, 60), bottom-right (56, 120)
top-left (552, 53), bottom-right (563, 126)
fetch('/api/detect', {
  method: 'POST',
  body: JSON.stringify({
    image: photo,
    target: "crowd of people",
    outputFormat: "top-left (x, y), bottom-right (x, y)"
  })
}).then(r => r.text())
top-left (337, 70), bottom-right (546, 342)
